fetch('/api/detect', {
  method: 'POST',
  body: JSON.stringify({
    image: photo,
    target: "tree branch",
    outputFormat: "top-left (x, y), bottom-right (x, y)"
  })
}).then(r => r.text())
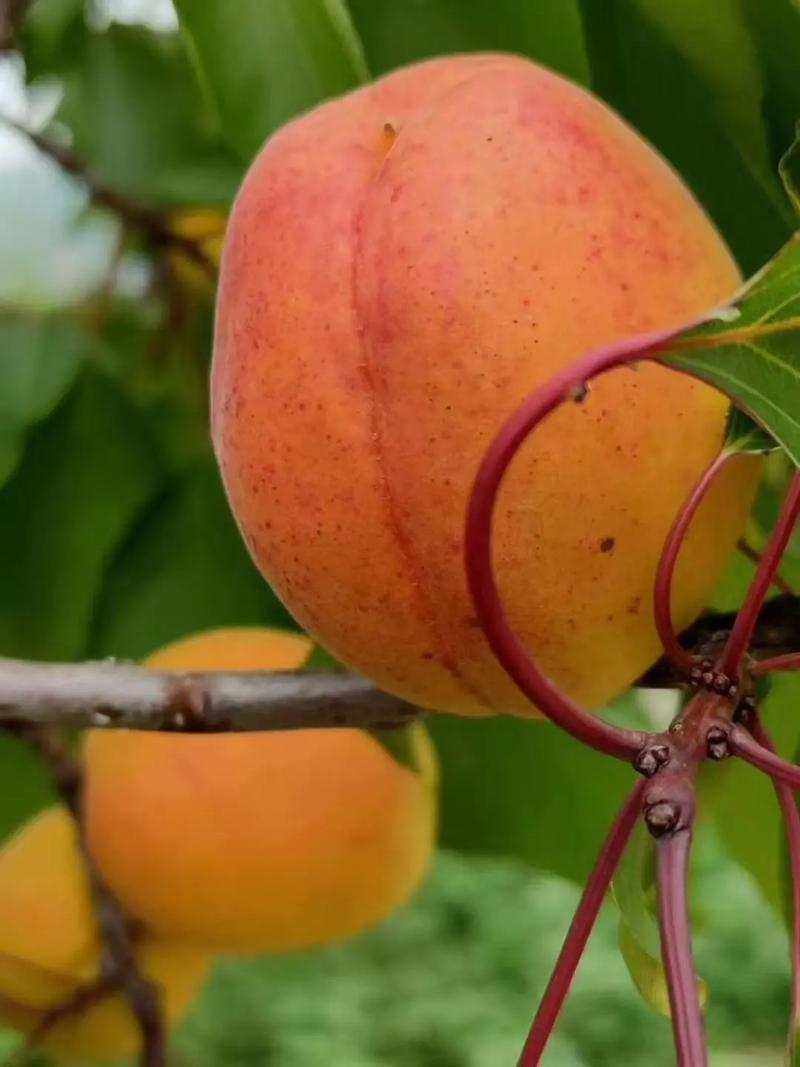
top-left (13, 726), bottom-right (165, 1067)
top-left (0, 116), bottom-right (217, 279)
top-left (0, 658), bottom-right (423, 732)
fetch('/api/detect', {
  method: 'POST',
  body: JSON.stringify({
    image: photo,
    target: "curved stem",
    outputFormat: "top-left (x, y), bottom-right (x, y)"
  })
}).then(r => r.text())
top-left (465, 327), bottom-right (690, 759)
top-left (656, 822), bottom-right (706, 1067)
top-left (751, 652), bottom-right (800, 678)
top-left (722, 474), bottom-right (800, 676)
top-left (730, 725), bottom-right (800, 790)
top-left (653, 451), bottom-right (731, 676)
top-left (517, 781), bottom-right (645, 1066)
top-left (750, 717), bottom-right (800, 1061)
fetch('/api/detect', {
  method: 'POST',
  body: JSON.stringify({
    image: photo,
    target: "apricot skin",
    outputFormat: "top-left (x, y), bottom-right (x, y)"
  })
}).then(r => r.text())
top-left (211, 53), bottom-right (760, 718)
top-left (85, 627), bottom-right (437, 953)
top-left (0, 807), bottom-right (209, 1061)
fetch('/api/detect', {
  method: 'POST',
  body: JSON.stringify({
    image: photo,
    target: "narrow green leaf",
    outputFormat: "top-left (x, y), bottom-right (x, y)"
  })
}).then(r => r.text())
top-left (724, 407), bottom-right (780, 456)
top-left (614, 820), bottom-right (707, 1017)
top-left (780, 127), bottom-right (800, 216)
top-left (661, 233), bottom-right (800, 467)
top-left (174, 0), bottom-right (369, 161)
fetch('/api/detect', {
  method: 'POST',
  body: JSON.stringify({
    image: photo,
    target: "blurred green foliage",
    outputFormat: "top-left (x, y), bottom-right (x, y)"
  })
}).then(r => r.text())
top-left (1, 0), bottom-right (800, 1062)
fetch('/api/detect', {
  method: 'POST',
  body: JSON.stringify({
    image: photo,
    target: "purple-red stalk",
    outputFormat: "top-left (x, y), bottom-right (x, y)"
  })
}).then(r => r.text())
top-left (517, 781), bottom-right (646, 1066)
top-left (751, 652), bottom-right (800, 678)
top-left (463, 327), bottom-right (694, 759)
top-left (657, 823), bottom-right (707, 1067)
top-left (751, 717), bottom-right (800, 1061)
top-left (653, 451), bottom-right (731, 676)
top-left (721, 474), bottom-right (800, 675)
top-left (730, 725), bottom-right (800, 791)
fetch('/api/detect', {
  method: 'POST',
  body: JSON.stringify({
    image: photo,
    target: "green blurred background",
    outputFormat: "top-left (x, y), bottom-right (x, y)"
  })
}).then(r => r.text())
top-left (2, 0), bottom-right (800, 1063)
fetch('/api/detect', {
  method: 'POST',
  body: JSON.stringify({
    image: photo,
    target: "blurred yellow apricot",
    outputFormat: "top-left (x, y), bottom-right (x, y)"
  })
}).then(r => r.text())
top-left (85, 627), bottom-right (437, 953)
top-left (0, 807), bottom-right (209, 1061)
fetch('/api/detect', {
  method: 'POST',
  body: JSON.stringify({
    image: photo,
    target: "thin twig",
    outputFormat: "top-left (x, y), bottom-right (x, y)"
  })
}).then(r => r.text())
top-left (722, 474), bottom-right (800, 675)
top-left (656, 824), bottom-right (707, 1067)
top-left (0, 115), bottom-right (217, 279)
top-left (516, 781), bottom-right (645, 1066)
top-left (750, 717), bottom-right (800, 1062)
top-left (11, 726), bottom-right (166, 1067)
top-left (0, 659), bottom-right (422, 732)
top-left (653, 451), bottom-right (730, 676)
top-left (737, 538), bottom-right (795, 597)
top-left (751, 652), bottom-right (800, 678)
top-left (730, 725), bottom-right (800, 790)
top-left (0, 0), bottom-right (29, 52)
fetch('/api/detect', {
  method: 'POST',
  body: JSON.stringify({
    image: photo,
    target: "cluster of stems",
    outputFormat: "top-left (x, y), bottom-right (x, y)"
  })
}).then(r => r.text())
top-left (464, 321), bottom-right (800, 1066)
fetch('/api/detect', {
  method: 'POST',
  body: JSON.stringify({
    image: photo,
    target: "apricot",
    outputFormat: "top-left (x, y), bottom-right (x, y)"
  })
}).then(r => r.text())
top-left (211, 53), bottom-right (761, 718)
top-left (84, 627), bottom-right (437, 953)
top-left (0, 806), bottom-right (209, 1061)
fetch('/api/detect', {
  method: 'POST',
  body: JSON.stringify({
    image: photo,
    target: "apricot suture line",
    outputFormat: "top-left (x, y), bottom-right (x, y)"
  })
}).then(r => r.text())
top-left (464, 323), bottom-right (800, 1067)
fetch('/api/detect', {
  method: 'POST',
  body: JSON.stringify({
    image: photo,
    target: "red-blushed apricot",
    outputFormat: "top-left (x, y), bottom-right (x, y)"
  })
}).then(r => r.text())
top-left (211, 52), bottom-right (760, 718)
top-left (0, 807), bottom-right (209, 1061)
top-left (84, 627), bottom-right (437, 953)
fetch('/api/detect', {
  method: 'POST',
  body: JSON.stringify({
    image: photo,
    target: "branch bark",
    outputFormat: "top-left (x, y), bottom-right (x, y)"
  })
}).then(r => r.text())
top-left (0, 658), bottom-right (423, 732)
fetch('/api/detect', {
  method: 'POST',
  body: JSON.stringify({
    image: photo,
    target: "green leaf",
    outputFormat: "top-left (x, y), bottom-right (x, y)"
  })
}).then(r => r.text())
top-left (19, 0), bottom-right (86, 80)
top-left (780, 127), bottom-right (800, 216)
top-left (428, 693), bottom-right (644, 882)
top-left (0, 314), bottom-right (86, 487)
top-left (0, 315), bottom-right (84, 428)
top-left (0, 368), bottom-right (163, 660)
top-left (579, 0), bottom-right (794, 273)
top-left (303, 643), bottom-right (344, 671)
top-left (741, 0), bottom-right (800, 178)
top-left (0, 734), bottom-right (56, 845)
top-left (89, 459), bottom-right (293, 660)
top-left (724, 407), bottom-right (780, 457)
top-left (174, 0), bottom-right (369, 161)
top-left (661, 233), bottom-right (800, 467)
top-left (347, 0), bottom-right (589, 85)
top-left (56, 24), bottom-right (242, 204)
top-left (614, 820), bottom-right (707, 1017)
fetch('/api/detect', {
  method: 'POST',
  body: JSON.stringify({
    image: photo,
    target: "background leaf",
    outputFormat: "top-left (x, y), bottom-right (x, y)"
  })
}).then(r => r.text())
top-left (89, 459), bottom-right (292, 660)
top-left (174, 0), bottom-right (369, 161)
top-left (578, 0), bottom-right (795, 273)
top-left (429, 694), bottom-right (644, 883)
top-left (55, 23), bottom-right (241, 204)
top-left (347, 0), bottom-right (589, 84)
top-left (0, 368), bottom-right (163, 660)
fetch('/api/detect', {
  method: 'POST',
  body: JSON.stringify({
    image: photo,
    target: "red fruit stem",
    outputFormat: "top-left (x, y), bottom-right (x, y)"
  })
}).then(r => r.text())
top-left (751, 652), bottom-right (800, 678)
top-left (729, 725), bottom-right (800, 790)
top-left (464, 326), bottom-right (692, 759)
top-left (653, 451), bottom-right (731, 676)
top-left (751, 717), bottom-right (800, 1061)
top-left (656, 822), bottom-right (707, 1067)
top-left (517, 781), bottom-right (646, 1066)
top-left (721, 473), bottom-right (800, 676)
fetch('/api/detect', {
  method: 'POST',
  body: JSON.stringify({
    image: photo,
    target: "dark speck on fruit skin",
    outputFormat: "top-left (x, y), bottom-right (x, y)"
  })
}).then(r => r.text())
top-left (599, 537), bottom-right (615, 553)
